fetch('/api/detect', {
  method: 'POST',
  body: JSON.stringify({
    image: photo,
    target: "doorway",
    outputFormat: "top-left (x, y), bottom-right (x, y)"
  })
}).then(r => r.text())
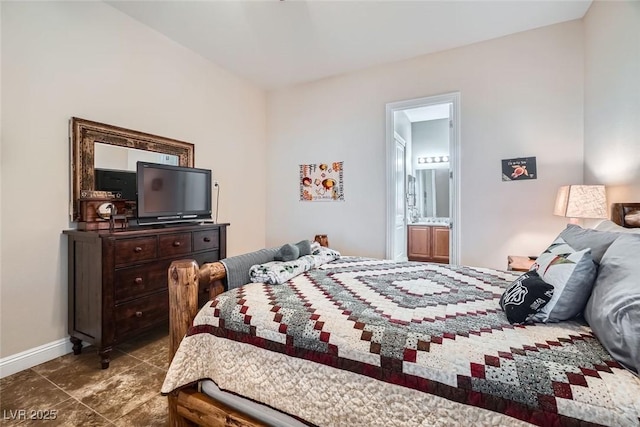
top-left (385, 92), bottom-right (460, 264)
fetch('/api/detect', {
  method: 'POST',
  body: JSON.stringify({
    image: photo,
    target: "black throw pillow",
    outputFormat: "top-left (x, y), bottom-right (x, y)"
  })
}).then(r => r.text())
top-left (500, 271), bottom-right (554, 324)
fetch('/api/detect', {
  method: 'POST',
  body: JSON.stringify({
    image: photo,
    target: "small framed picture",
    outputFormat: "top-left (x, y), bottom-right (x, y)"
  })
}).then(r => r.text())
top-left (502, 157), bottom-right (537, 181)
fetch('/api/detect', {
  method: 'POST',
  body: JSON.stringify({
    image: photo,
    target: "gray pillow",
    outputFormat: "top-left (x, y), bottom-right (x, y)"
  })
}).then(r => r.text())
top-left (220, 247), bottom-right (280, 289)
top-left (595, 220), bottom-right (640, 234)
top-left (295, 240), bottom-right (312, 256)
top-left (584, 234), bottom-right (640, 374)
top-left (274, 243), bottom-right (299, 262)
top-left (559, 224), bottom-right (620, 264)
top-left (530, 237), bottom-right (597, 322)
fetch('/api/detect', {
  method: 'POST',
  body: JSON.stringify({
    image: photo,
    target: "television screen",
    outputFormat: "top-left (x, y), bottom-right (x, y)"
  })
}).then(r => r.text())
top-left (95, 168), bottom-right (137, 200)
top-left (136, 162), bottom-right (212, 225)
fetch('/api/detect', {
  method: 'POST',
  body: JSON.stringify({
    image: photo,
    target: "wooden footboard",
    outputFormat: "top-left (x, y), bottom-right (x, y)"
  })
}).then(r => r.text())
top-left (167, 259), bottom-right (265, 427)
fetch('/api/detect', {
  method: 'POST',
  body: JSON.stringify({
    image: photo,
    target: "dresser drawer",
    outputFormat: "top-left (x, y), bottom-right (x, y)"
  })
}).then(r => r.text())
top-left (115, 291), bottom-right (168, 339)
top-left (193, 229), bottom-right (219, 252)
top-left (192, 250), bottom-right (220, 266)
top-left (114, 262), bottom-right (168, 303)
top-left (159, 232), bottom-right (192, 258)
top-left (115, 237), bottom-right (157, 266)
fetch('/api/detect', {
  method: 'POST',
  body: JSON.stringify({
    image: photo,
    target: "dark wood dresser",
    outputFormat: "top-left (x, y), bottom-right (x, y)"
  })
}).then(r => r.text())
top-left (64, 223), bottom-right (228, 368)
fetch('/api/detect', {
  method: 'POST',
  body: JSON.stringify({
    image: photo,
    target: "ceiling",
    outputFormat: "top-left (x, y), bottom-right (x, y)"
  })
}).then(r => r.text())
top-left (107, 0), bottom-right (592, 90)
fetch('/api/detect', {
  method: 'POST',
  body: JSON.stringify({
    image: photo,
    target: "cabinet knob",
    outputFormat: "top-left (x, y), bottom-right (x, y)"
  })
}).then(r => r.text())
top-left (173, 241), bottom-right (181, 247)
top-left (134, 246), bottom-right (142, 253)
top-left (134, 277), bottom-right (143, 285)
top-left (203, 237), bottom-right (211, 242)
top-left (135, 311), bottom-right (143, 317)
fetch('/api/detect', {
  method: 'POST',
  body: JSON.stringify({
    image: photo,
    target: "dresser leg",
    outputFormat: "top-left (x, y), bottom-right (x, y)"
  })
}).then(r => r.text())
top-left (70, 337), bottom-right (82, 355)
top-left (98, 348), bottom-right (112, 369)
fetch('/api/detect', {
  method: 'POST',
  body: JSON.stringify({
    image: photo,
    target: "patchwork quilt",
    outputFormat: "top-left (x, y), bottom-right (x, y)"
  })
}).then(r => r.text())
top-left (162, 257), bottom-right (640, 427)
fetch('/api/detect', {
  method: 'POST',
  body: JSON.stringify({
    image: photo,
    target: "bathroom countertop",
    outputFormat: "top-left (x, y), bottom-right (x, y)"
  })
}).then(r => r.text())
top-left (409, 218), bottom-right (450, 227)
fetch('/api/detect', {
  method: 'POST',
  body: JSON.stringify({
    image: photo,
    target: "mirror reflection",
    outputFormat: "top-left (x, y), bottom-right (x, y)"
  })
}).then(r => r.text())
top-left (95, 143), bottom-right (179, 172)
top-left (93, 144), bottom-right (179, 200)
top-left (414, 168), bottom-right (449, 218)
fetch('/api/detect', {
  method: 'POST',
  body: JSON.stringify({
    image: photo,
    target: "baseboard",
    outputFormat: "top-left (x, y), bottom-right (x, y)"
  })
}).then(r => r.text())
top-left (0, 337), bottom-right (83, 378)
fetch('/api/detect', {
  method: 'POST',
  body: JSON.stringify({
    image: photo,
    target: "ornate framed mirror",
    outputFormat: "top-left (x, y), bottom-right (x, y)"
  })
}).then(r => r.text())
top-left (70, 117), bottom-right (194, 222)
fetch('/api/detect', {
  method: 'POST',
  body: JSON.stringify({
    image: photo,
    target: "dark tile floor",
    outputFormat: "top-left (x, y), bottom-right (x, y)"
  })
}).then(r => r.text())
top-left (0, 329), bottom-right (169, 426)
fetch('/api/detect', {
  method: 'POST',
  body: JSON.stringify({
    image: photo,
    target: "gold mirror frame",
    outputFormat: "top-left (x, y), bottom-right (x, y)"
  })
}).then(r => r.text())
top-left (70, 117), bottom-right (194, 221)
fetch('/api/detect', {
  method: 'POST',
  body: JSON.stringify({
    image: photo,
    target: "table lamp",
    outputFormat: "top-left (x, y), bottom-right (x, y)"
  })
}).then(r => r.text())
top-left (553, 185), bottom-right (607, 224)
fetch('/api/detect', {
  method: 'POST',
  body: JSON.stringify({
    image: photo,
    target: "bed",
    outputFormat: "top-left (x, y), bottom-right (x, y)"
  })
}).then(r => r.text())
top-left (162, 203), bottom-right (640, 427)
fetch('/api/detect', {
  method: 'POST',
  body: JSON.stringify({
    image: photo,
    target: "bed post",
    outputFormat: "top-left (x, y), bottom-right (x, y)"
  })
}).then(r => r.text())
top-left (168, 259), bottom-right (201, 427)
top-left (168, 259), bottom-right (200, 362)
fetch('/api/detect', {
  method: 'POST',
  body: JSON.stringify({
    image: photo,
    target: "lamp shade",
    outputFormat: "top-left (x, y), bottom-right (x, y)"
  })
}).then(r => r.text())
top-left (553, 185), bottom-right (607, 219)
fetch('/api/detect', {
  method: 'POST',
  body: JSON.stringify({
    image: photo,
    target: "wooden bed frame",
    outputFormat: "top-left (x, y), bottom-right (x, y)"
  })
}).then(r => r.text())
top-left (165, 202), bottom-right (640, 427)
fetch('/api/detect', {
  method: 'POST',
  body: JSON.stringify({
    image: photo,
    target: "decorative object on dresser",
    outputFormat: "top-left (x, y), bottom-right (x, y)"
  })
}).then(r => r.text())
top-left (64, 223), bottom-right (228, 369)
top-left (70, 117), bottom-right (194, 228)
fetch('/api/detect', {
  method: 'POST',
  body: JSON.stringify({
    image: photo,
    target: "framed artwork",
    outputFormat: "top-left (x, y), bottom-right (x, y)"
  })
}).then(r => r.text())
top-left (502, 157), bottom-right (537, 181)
top-left (300, 162), bottom-right (344, 201)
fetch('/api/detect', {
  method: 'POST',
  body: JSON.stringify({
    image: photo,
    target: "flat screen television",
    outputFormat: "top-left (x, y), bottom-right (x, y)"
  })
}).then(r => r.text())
top-left (136, 162), bottom-right (212, 225)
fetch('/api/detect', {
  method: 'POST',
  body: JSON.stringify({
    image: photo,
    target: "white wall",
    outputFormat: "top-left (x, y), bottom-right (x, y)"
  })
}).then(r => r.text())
top-left (0, 2), bottom-right (267, 358)
top-left (412, 119), bottom-right (449, 172)
top-left (266, 21), bottom-right (584, 267)
top-left (584, 0), bottom-right (640, 203)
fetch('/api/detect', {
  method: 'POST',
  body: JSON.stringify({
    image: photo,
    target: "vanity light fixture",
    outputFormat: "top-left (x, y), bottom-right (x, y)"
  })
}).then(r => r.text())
top-left (417, 156), bottom-right (449, 164)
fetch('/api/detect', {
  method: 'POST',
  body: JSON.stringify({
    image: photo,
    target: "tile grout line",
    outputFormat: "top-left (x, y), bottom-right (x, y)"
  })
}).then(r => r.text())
top-left (109, 350), bottom-right (168, 424)
top-left (5, 335), bottom-right (169, 426)
top-left (89, 345), bottom-right (167, 424)
top-left (71, 395), bottom-right (118, 425)
top-left (33, 369), bottom-right (117, 425)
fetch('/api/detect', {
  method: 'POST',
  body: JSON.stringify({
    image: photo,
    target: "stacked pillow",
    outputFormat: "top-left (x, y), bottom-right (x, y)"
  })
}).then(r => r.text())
top-left (249, 246), bottom-right (341, 285)
top-left (500, 235), bottom-right (597, 324)
top-left (273, 240), bottom-right (312, 261)
top-left (529, 237), bottom-right (597, 322)
top-left (594, 219), bottom-right (640, 234)
top-left (499, 223), bottom-right (640, 374)
top-left (558, 224), bottom-right (620, 263)
top-left (584, 233), bottom-right (640, 373)
top-left (499, 270), bottom-right (554, 324)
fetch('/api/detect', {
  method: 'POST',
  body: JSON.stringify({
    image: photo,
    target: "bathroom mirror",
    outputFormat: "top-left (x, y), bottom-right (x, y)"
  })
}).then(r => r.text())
top-left (70, 117), bottom-right (194, 221)
top-left (415, 169), bottom-right (450, 218)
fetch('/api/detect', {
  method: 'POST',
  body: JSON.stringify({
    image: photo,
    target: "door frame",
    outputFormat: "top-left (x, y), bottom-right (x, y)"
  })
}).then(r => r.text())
top-left (393, 131), bottom-right (408, 262)
top-left (385, 92), bottom-right (461, 264)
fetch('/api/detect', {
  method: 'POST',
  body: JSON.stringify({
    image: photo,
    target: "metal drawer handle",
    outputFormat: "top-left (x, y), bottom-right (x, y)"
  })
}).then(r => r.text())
top-left (203, 237), bottom-right (211, 243)
top-left (134, 277), bottom-right (143, 285)
top-left (173, 241), bottom-right (181, 247)
top-left (135, 311), bottom-right (143, 317)
top-left (134, 246), bottom-right (143, 253)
